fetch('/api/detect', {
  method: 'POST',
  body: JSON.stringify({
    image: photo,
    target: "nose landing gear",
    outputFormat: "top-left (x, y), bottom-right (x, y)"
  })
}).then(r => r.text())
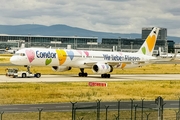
top-left (24, 65), bottom-right (41, 78)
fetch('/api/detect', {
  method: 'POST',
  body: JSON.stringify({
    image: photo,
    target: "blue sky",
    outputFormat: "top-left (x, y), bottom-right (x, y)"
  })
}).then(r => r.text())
top-left (0, 0), bottom-right (180, 36)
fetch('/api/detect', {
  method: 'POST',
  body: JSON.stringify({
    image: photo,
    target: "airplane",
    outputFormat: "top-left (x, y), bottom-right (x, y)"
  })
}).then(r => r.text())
top-left (10, 27), bottom-right (159, 78)
top-left (5, 43), bottom-right (25, 54)
top-left (157, 47), bottom-right (180, 61)
top-left (5, 47), bottom-right (18, 54)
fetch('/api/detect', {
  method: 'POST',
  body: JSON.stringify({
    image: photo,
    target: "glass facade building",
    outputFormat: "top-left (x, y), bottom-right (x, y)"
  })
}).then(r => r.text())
top-left (142, 27), bottom-right (167, 40)
top-left (141, 27), bottom-right (168, 52)
top-left (0, 27), bottom-right (174, 54)
top-left (0, 35), bottom-right (98, 49)
top-left (102, 38), bottom-right (167, 53)
top-left (101, 27), bottom-right (171, 54)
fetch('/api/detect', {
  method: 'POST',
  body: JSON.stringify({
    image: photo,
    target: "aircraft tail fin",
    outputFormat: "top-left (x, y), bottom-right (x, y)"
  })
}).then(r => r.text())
top-left (137, 27), bottom-right (159, 56)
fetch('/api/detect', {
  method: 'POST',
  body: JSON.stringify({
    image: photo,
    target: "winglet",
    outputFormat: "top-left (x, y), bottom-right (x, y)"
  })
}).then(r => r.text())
top-left (137, 27), bottom-right (160, 56)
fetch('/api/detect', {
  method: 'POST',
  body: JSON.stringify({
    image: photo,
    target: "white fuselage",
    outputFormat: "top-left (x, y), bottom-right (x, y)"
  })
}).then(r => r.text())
top-left (10, 48), bottom-right (156, 69)
top-left (9, 27), bottom-right (160, 78)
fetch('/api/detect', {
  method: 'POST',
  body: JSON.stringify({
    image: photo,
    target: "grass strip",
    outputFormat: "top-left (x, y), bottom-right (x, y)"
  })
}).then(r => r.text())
top-left (0, 81), bottom-right (180, 104)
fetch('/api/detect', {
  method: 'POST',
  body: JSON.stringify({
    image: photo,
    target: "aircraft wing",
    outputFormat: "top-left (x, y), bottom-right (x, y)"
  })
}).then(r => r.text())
top-left (155, 52), bottom-right (179, 62)
top-left (151, 58), bottom-right (172, 62)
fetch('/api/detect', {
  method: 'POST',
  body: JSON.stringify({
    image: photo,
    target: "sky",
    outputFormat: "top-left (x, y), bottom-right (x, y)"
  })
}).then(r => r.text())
top-left (0, 0), bottom-right (180, 36)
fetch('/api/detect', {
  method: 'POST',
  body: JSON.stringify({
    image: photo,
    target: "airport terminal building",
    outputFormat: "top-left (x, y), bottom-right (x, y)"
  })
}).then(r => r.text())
top-left (0, 27), bottom-right (174, 54)
top-left (102, 27), bottom-right (170, 53)
top-left (0, 35), bottom-right (99, 50)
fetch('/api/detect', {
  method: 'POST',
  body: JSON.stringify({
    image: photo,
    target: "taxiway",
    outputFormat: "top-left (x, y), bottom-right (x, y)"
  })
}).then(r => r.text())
top-left (0, 74), bottom-right (180, 82)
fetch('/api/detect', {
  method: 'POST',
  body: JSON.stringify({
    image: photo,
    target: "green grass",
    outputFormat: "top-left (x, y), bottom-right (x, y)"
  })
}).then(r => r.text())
top-left (0, 54), bottom-right (13, 57)
top-left (1, 81), bottom-right (180, 105)
top-left (0, 57), bottom-right (10, 63)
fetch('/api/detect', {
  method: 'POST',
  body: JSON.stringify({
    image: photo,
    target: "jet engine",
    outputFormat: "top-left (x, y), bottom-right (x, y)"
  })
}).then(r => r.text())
top-left (52, 66), bottom-right (71, 72)
top-left (92, 63), bottom-right (113, 74)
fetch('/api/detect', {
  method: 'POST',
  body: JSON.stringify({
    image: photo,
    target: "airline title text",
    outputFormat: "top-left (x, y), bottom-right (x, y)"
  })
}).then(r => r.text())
top-left (36, 50), bottom-right (56, 58)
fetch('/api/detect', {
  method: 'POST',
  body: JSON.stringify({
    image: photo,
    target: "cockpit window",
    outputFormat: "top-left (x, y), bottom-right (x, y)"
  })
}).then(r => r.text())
top-left (14, 53), bottom-right (26, 56)
top-left (20, 53), bottom-right (25, 56)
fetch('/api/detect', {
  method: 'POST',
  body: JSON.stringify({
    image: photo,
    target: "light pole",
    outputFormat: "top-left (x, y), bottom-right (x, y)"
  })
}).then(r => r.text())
top-left (130, 42), bottom-right (133, 52)
top-left (118, 37), bottom-right (121, 51)
top-left (28, 33), bottom-right (31, 48)
top-left (55, 39), bottom-right (57, 48)
top-left (74, 35), bottom-right (77, 49)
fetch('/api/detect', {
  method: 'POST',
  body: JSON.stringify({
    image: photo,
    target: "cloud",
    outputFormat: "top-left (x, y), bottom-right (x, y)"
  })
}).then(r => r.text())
top-left (0, 0), bottom-right (180, 37)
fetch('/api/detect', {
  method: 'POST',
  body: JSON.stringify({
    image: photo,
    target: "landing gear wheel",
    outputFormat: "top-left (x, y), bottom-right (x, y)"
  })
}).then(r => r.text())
top-left (22, 73), bottom-right (26, 78)
top-left (107, 74), bottom-right (110, 78)
top-left (101, 74), bottom-right (111, 78)
top-left (79, 73), bottom-right (82, 77)
top-left (84, 73), bottom-right (88, 77)
top-left (78, 68), bottom-right (88, 77)
top-left (101, 74), bottom-right (104, 78)
top-left (78, 72), bottom-right (88, 77)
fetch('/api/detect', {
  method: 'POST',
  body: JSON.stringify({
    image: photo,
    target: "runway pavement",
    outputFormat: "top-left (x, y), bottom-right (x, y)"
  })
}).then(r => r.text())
top-left (1, 74), bottom-right (180, 113)
top-left (1, 74), bottom-right (180, 82)
top-left (0, 100), bottom-right (179, 112)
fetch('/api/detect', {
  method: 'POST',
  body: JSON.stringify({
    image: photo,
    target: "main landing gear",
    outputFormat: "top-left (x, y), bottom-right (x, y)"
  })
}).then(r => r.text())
top-left (78, 68), bottom-right (88, 77)
top-left (101, 74), bottom-right (111, 78)
top-left (26, 65), bottom-right (31, 73)
top-left (78, 68), bottom-right (111, 78)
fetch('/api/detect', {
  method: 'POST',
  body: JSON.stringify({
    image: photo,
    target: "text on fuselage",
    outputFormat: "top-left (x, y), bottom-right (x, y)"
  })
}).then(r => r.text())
top-left (103, 54), bottom-right (140, 61)
top-left (36, 50), bottom-right (56, 58)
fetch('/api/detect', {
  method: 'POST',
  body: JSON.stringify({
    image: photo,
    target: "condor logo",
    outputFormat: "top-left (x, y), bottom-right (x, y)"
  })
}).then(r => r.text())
top-left (36, 50), bottom-right (56, 58)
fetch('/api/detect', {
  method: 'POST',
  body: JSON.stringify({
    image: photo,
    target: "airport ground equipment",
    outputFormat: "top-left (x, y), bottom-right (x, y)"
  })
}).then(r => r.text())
top-left (5, 68), bottom-right (41, 78)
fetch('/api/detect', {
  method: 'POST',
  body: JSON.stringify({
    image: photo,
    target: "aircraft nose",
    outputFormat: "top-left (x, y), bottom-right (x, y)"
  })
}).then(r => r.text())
top-left (10, 56), bottom-right (15, 64)
top-left (10, 56), bottom-right (17, 64)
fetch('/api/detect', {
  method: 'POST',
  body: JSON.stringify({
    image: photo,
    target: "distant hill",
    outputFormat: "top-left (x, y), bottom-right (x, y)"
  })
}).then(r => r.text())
top-left (0, 24), bottom-right (179, 43)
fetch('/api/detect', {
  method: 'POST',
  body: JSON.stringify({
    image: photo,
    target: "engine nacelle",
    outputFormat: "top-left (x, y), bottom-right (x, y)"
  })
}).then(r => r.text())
top-left (92, 63), bottom-right (113, 74)
top-left (52, 66), bottom-right (71, 72)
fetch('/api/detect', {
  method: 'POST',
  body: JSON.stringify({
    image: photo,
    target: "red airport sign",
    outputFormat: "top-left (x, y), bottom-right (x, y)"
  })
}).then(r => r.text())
top-left (88, 82), bottom-right (107, 87)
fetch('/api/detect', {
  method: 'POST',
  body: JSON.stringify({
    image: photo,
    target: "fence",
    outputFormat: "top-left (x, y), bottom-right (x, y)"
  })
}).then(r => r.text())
top-left (1, 97), bottom-right (180, 120)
